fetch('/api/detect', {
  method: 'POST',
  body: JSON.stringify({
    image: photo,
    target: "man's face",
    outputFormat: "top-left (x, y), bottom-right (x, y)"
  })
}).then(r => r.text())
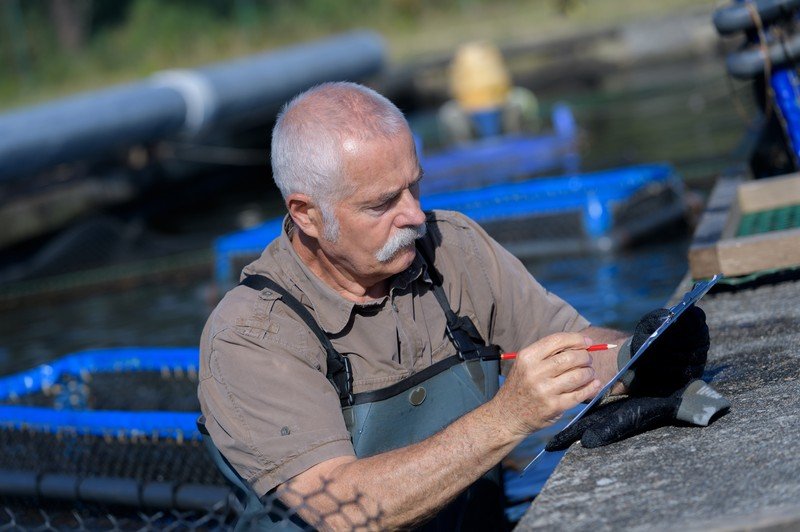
top-left (317, 128), bottom-right (427, 286)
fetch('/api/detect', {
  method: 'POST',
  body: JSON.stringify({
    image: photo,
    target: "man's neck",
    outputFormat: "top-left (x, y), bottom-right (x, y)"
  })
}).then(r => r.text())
top-left (291, 229), bottom-right (389, 303)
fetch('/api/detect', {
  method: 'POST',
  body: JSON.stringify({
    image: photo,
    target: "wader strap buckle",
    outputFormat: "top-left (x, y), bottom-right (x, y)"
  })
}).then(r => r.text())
top-left (326, 352), bottom-right (355, 406)
top-left (445, 316), bottom-right (479, 360)
top-left (341, 355), bottom-right (354, 406)
top-left (416, 240), bottom-right (501, 362)
top-left (445, 315), bottom-right (501, 361)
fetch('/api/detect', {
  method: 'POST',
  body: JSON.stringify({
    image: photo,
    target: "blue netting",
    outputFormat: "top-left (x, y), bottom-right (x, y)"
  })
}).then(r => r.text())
top-left (0, 347), bottom-right (200, 439)
top-left (213, 163), bottom-right (678, 285)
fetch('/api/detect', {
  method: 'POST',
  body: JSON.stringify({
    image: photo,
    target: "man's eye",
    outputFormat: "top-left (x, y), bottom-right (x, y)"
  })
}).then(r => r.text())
top-left (371, 200), bottom-right (392, 212)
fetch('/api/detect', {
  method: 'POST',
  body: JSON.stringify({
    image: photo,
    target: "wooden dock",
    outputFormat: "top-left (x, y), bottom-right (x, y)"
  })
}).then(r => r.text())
top-left (688, 173), bottom-right (800, 279)
top-left (517, 176), bottom-right (800, 530)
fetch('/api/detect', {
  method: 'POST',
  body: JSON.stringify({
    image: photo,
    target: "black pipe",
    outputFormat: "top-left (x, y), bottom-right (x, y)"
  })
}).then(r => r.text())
top-left (0, 31), bottom-right (386, 181)
top-left (726, 33), bottom-right (800, 78)
top-left (0, 469), bottom-right (236, 513)
top-left (713, 0), bottom-right (800, 35)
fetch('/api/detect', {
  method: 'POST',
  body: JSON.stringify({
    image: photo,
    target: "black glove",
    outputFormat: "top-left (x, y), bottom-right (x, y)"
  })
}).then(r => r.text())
top-left (545, 380), bottom-right (730, 452)
top-left (618, 305), bottom-right (710, 397)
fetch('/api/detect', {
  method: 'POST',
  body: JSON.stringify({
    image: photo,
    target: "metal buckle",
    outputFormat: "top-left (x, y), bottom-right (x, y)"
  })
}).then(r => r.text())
top-left (445, 323), bottom-right (469, 360)
top-left (341, 355), bottom-right (354, 406)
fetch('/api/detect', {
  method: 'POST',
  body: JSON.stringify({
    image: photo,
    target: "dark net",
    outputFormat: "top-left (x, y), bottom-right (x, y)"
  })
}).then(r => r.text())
top-left (0, 428), bottom-right (224, 484)
top-left (0, 370), bottom-right (199, 412)
top-left (0, 372), bottom-right (242, 532)
top-left (0, 367), bottom-right (385, 530)
top-left (0, 495), bottom-right (235, 531)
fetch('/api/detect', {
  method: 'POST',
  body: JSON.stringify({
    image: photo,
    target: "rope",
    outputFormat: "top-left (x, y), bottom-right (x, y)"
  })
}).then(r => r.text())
top-left (724, 68), bottom-right (754, 125)
top-left (747, 0), bottom-right (775, 119)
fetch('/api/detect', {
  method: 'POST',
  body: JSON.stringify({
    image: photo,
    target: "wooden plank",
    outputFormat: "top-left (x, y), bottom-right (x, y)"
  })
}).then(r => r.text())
top-left (688, 176), bottom-right (742, 279)
top-left (737, 172), bottom-right (800, 213)
top-left (688, 245), bottom-right (723, 279)
top-left (689, 173), bottom-right (800, 279)
top-left (720, 196), bottom-right (742, 240)
top-left (716, 227), bottom-right (800, 277)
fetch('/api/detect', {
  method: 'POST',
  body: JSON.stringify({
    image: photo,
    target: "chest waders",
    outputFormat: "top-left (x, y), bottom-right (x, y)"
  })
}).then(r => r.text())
top-left (200, 250), bottom-right (507, 531)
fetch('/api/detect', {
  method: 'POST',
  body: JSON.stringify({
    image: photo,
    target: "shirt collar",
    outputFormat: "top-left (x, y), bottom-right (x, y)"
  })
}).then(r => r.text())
top-left (390, 252), bottom-right (430, 294)
top-left (275, 217), bottom-right (354, 335)
top-left (276, 217), bottom-right (431, 335)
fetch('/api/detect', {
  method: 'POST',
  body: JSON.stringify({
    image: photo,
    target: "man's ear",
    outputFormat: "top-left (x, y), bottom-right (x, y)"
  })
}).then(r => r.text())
top-left (287, 193), bottom-right (323, 240)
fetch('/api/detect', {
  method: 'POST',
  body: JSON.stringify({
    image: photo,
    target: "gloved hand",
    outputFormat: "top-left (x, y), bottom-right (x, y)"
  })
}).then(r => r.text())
top-left (544, 379), bottom-right (730, 452)
top-left (618, 305), bottom-right (710, 397)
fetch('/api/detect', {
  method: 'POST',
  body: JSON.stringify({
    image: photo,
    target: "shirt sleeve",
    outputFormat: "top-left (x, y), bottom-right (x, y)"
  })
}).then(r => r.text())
top-left (198, 305), bottom-right (355, 497)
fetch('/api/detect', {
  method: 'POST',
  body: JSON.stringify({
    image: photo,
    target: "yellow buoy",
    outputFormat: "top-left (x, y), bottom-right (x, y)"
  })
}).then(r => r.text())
top-left (449, 41), bottom-right (512, 112)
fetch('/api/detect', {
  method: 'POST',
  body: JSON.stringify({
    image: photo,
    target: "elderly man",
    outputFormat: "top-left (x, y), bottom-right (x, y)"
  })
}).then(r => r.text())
top-left (198, 82), bottom-right (714, 530)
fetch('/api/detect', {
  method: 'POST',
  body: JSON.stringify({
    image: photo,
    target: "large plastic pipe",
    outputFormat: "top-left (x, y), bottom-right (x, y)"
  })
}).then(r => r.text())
top-left (0, 468), bottom-right (235, 512)
top-left (713, 0), bottom-right (800, 35)
top-left (725, 32), bottom-right (800, 79)
top-left (0, 30), bottom-right (385, 181)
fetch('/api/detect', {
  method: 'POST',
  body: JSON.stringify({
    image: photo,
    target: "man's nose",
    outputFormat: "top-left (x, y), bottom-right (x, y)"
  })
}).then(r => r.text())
top-left (397, 189), bottom-right (426, 227)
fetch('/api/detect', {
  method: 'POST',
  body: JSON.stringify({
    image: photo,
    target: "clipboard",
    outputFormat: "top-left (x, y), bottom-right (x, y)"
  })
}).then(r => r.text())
top-left (522, 273), bottom-right (722, 473)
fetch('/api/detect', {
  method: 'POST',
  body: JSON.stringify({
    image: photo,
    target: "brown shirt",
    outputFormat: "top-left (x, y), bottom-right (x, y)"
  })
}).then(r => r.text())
top-left (198, 210), bottom-right (589, 496)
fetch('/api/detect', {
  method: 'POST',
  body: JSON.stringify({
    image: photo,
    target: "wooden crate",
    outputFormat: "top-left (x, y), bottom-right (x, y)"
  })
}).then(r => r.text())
top-left (688, 172), bottom-right (800, 279)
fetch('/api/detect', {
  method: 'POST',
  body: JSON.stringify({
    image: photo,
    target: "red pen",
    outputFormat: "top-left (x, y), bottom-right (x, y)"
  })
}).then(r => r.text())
top-left (499, 343), bottom-right (618, 360)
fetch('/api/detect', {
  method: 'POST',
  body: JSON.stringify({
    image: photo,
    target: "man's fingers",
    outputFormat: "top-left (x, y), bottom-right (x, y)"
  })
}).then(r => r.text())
top-left (499, 332), bottom-right (606, 433)
top-left (549, 365), bottom-right (597, 394)
top-left (521, 332), bottom-right (589, 363)
top-left (563, 378), bottom-right (602, 409)
top-left (543, 348), bottom-right (593, 378)
top-left (541, 371), bottom-right (601, 412)
top-left (543, 332), bottom-right (590, 356)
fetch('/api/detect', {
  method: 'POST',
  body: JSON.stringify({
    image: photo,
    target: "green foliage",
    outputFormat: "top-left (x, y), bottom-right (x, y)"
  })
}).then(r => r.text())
top-left (0, 0), bottom-right (710, 110)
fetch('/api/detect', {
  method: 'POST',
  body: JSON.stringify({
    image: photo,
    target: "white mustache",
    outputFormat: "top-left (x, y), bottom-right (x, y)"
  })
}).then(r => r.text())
top-left (375, 223), bottom-right (427, 263)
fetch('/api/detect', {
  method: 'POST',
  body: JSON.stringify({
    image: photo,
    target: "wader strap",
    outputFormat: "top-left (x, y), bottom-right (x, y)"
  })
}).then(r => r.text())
top-left (349, 354), bottom-right (462, 405)
top-left (238, 242), bottom-right (499, 405)
top-left (239, 275), bottom-right (354, 406)
top-left (416, 242), bottom-right (501, 362)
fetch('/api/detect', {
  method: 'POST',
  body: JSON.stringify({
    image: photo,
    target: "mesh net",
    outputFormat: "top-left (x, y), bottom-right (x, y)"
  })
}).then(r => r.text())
top-left (0, 496), bottom-right (235, 531)
top-left (737, 205), bottom-right (800, 236)
top-left (1, 370), bottom-right (200, 412)
top-left (0, 366), bottom-right (246, 530)
top-left (0, 361), bottom-right (389, 530)
top-left (0, 428), bottom-right (222, 484)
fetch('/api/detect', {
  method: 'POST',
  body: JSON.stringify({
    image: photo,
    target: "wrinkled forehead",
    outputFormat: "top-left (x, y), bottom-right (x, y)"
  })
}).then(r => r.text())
top-left (337, 130), bottom-right (420, 195)
top-left (340, 123), bottom-right (416, 155)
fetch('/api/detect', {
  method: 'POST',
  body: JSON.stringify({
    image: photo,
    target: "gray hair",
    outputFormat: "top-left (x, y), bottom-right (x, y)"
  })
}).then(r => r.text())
top-left (270, 82), bottom-right (409, 240)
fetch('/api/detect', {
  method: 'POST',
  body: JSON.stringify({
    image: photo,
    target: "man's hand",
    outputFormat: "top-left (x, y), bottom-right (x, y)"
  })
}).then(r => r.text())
top-left (493, 332), bottom-right (602, 437)
top-left (620, 305), bottom-right (710, 397)
top-left (278, 332), bottom-right (602, 530)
